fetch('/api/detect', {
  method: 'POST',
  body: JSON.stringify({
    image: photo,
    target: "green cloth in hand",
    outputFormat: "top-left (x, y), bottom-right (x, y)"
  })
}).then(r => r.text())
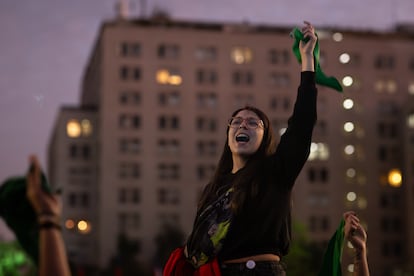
top-left (318, 218), bottom-right (345, 276)
top-left (291, 27), bottom-right (343, 92)
top-left (0, 167), bottom-right (51, 265)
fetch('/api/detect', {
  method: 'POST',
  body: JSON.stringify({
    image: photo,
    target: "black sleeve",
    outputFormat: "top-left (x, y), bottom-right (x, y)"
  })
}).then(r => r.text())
top-left (269, 71), bottom-right (317, 189)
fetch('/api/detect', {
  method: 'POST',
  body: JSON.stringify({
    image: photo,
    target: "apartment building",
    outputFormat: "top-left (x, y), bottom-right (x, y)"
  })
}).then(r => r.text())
top-left (48, 15), bottom-right (414, 275)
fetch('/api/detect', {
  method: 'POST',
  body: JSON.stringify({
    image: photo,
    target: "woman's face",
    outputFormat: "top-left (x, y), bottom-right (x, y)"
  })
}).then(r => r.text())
top-left (227, 109), bottom-right (265, 158)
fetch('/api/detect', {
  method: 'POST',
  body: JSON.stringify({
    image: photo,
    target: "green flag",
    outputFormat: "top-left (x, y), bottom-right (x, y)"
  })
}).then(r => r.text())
top-left (291, 27), bottom-right (343, 92)
top-left (318, 219), bottom-right (345, 276)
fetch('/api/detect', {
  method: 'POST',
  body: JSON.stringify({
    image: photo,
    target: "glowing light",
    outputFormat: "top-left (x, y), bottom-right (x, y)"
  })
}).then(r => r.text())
top-left (344, 122), bottom-right (354, 132)
top-left (332, 32), bottom-right (343, 42)
top-left (388, 169), bottom-right (402, 187)
top-left (169, 75), bottom-right (182, 85)
top-left (156, 69), bottom-right (183, 85)
top-left (346, 168), bottom-right (356, 178)
top-left (344, 145), bottom-right (355, 155)
top-left (67, 120), bottom-right (81, 138)
top-left (77, 220), bottom-right (91, 233)
top-left (343, 99), bottom-right (354, 110)
top-left (156, 69), bottom-right (170, 84)
top-left (348, 264), bottom-right (355, 272)
top-left (346, 192), bottom-right (357, 201)
top-left (339, 53), bottom-right (350, 64)
top-left (65, 219), bottom-right (75, 229)
top-left (342, 76), bottom-right (354, 87)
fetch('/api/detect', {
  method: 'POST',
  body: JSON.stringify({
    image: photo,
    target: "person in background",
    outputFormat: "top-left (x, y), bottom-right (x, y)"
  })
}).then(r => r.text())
top-left (26, 155), bottom-right (71, 276)
top-left (344, 211), bottom-right (370, 276)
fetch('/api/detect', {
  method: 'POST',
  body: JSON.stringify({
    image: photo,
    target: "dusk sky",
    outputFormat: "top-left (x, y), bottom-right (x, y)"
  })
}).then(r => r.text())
top-left (0, 0), bottom-right (413, 238)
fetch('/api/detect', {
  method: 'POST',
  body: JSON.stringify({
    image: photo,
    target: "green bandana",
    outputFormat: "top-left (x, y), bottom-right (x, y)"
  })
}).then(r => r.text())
top-left (291, 27), bottom-right (343, 92)
top-left (0, 168), bottom-right (51, 265)
top-left (318, 218), bottom-right (345, 276)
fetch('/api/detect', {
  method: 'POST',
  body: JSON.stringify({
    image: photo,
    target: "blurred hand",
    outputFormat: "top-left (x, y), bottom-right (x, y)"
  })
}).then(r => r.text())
top-left (344, 211), bottom-right (367, 253)
top-left (26, 155), bottom-right (61, 217)
top-left (299, 21), bottom-right (317, 58)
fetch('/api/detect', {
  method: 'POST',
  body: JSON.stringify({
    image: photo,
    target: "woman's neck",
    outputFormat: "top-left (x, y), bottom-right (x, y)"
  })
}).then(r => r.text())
top-left (232, 155), bottom-right (247, 173)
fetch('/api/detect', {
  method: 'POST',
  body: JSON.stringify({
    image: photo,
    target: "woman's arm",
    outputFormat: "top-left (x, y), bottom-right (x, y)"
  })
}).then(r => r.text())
top-left (270, 21), bottom-right (318, 187)
top-left (344, 212), bottom-right (370, 276)
top-left (26, 155), bottom-right (71, 276)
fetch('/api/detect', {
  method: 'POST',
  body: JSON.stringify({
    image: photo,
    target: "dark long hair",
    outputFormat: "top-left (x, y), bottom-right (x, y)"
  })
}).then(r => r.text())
top-left (198, 106), bottom-right (277, 213)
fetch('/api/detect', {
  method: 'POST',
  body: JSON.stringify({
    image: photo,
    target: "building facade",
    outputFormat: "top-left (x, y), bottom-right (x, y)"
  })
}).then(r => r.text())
top-left (48, 16), bottom-right (414, 275)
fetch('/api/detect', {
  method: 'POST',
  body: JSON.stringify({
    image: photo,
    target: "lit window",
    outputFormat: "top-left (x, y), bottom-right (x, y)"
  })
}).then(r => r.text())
top-left (67, 120), bottom-right (81, 138)
top-left (231, 47), bottom-right (253, 64)
top-left (388, 169), bottom-right (402, 187)
top-left (81, 119), bottom-right (92, 136)
top-left (308, 142), bottom-right (329, 161)
top-left (156, 69), bottom-right (182, 86)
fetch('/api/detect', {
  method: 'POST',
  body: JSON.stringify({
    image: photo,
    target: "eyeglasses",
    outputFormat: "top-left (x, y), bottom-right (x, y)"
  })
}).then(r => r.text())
top-left (228, 117), bottom-right (264, 129)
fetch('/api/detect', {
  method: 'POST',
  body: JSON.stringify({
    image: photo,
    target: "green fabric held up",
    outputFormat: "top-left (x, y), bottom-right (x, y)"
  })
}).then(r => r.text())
top-left (0, 167), bottom-right (51, 266)
top-left (318, 218), bottom-right (346, 276)
top-left (291, 27), bottom-right (343, 92)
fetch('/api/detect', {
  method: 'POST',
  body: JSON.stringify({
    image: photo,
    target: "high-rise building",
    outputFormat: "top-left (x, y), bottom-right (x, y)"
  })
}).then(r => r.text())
top-left (48, 15), bottom-right (414, 275)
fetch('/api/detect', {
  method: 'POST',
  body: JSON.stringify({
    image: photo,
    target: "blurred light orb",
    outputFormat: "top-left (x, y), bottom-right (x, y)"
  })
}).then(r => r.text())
top-left (342, 76), bottom-right (354, 87)
top-left (339, 53), bottom-right (350, 64)
top-left (343, 99), bottom-right (354, 109)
